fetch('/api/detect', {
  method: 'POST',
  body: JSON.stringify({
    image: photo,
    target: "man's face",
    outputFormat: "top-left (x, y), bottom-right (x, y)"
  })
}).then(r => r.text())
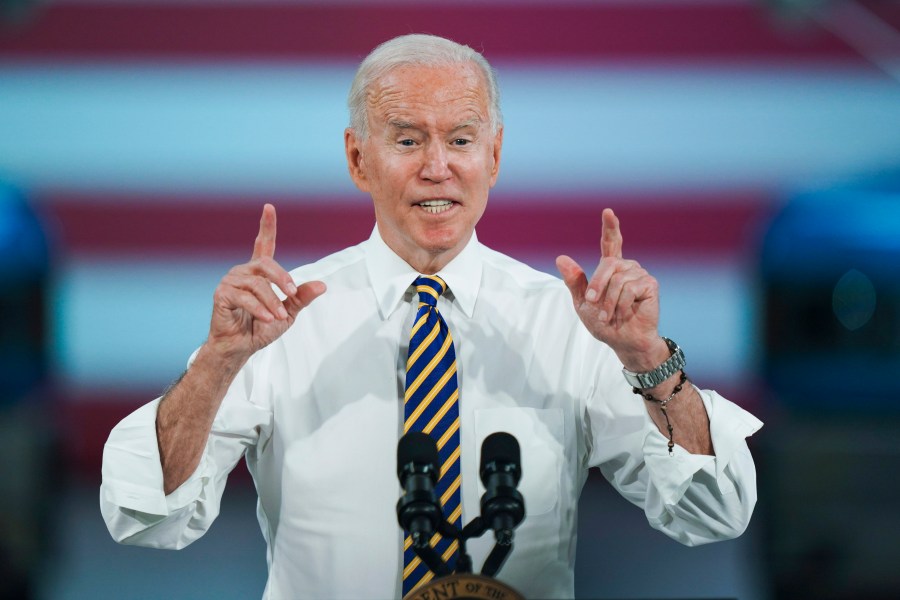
top-left (345, 62), bottom-right (503, 274)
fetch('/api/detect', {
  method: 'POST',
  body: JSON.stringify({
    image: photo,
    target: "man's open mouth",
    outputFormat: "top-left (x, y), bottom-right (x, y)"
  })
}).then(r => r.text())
top-left (417, 200), bottom-right (455, 214)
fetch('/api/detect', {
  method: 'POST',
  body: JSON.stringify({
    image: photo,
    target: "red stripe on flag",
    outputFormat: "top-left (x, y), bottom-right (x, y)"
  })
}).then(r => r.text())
top-left (58, 381), bottom-right (763, 480)
top-left (39, 192), bottom-right (777, 259)
top-left (0, 3), bottom-right (866, 62)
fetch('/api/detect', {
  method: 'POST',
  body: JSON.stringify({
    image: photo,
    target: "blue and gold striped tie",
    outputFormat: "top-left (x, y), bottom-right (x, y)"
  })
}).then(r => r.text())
top-left (402, 275), bottom-right (461, 596)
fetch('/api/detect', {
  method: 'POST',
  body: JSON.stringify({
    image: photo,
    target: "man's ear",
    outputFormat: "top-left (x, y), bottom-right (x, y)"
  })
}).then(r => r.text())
top-left (489, 125), bottom-right (504, 187)
top-left (345, 128), bottom-right (370, 193)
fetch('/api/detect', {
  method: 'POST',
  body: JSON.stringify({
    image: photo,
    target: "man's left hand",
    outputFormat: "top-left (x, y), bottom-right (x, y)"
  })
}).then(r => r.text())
top-left (556, 208), bottom-right (669, 371)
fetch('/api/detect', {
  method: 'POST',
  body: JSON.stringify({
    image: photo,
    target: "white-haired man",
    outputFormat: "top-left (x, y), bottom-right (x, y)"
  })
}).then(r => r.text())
top-left (101, 34), bottom-right (762, 599)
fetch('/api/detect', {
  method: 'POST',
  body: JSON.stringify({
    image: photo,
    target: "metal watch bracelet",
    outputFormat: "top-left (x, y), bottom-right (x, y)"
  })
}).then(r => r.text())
top-left (621, 337), bottom-right (686, 389)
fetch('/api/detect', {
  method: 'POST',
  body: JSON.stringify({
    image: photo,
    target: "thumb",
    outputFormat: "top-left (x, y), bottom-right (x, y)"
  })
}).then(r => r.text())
top-left (556, 255), bottom-right (587, 305)
top-left (284, 280), bottom-right (327, 318)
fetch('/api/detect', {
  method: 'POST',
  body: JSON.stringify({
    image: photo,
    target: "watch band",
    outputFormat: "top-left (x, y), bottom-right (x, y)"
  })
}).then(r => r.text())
top-left (621, 337), bottom-right (686, 389)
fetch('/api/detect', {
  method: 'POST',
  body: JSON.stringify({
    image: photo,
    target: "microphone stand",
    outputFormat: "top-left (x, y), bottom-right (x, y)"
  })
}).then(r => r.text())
top-left (410, 514), bottom-right (515, 581)
top-left (410, 539), bottom-right (451, 578)
top-left (397, 431), bottom-right (524, 597)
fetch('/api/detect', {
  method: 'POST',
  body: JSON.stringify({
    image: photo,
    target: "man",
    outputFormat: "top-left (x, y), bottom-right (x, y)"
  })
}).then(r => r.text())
top-left (101, 34), bottom-right (762, 599)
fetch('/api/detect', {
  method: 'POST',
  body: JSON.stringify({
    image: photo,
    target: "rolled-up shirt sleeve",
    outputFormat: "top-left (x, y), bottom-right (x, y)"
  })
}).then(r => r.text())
top-left (99, 359), bottom-right (271, 550)
top-left (585, 344), bottom-right (763, 547)
top-left (640, 389), bottom-right (762, 545)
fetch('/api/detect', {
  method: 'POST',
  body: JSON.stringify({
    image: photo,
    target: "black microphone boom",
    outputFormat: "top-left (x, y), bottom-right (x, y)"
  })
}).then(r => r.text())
top-left (396, 432), bottom-right (452, 578)
top-left (396, 432), bottom-right (442, 547)
top-left (479, 432), bottom-right (525, 547)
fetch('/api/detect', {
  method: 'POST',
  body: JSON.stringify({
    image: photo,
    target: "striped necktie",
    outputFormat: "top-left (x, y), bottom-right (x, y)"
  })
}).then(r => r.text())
top-left (402, 275), bottom-right (461, 596)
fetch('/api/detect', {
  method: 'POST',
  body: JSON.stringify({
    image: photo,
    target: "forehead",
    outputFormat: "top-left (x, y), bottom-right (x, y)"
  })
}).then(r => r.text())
top-left (365, 63), bottom-right (490, 128)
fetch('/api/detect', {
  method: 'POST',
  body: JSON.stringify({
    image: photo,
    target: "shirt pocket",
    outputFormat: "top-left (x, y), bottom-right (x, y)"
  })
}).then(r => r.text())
top-left (474, 407), bottom-right (564, 516)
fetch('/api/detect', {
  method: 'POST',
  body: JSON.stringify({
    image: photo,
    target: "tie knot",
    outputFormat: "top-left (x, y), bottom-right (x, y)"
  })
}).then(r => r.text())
top-left (413, 275), bottom-right (447, 307)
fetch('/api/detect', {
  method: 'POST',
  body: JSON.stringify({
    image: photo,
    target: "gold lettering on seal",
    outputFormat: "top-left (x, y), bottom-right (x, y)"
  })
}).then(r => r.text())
top-left (404, 574), bottom-right (522, 600)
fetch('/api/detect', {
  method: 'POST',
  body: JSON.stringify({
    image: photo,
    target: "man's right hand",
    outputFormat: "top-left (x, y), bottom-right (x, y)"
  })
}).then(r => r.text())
top-left (157, 204), bottom-right (326, 494)
top-left (207, 203), bottom-right (326, 364)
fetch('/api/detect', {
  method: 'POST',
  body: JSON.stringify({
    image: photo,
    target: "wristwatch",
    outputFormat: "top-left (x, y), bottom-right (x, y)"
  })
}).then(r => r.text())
top-left (621, 337), bottom-right (686, 389)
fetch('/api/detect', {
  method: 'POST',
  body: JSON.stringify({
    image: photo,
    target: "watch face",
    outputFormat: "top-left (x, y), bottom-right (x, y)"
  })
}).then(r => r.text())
top-left (623, 371), bottom-right (641, 388)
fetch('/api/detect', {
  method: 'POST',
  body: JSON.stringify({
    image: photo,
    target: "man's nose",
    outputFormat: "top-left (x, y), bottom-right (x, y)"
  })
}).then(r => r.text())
top-left (419, 142), bottom-right (452, 182)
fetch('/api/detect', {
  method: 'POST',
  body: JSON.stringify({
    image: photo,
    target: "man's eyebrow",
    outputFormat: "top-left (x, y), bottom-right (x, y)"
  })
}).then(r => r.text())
top-left (388, 120), bottom-right (418, 130)
top-left (386, 119), bottom-right (482, 132)
top-left (451, 119), bottom-right (481, 131)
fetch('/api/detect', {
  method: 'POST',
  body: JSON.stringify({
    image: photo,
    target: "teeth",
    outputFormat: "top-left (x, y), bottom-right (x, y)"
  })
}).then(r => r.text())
top-left (418, 200), bottom-right (453, 214)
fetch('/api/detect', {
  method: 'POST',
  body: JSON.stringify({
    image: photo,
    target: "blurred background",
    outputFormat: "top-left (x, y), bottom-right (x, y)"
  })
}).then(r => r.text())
top-left (2, 0), bottom-right (900, 598)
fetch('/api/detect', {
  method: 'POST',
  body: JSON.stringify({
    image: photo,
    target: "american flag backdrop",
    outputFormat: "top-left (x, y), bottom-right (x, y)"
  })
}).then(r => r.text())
top-left (2, 0), bottom-right (900, 477)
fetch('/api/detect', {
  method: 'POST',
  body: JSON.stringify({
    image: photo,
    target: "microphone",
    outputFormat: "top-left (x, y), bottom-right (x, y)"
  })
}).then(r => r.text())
top-left (479, 432), bottom-right (525, 547)
top-left (396, 432), bottom-right (442, 549)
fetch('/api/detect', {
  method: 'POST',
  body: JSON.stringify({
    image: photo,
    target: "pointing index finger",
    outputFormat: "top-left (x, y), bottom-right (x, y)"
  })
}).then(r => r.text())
top-left (252, 203), bottom-right (277, 260)
top-left (600, 208), bottom-right (623, 259)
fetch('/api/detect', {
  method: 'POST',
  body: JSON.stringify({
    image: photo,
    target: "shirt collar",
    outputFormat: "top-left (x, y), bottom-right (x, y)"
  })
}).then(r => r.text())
top-left (364, 227), bottom-right (482, 320)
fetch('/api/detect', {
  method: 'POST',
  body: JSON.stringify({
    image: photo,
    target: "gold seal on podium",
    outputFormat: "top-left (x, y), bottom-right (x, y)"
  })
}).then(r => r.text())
top-left (403, 574), bottom-right (525, 600)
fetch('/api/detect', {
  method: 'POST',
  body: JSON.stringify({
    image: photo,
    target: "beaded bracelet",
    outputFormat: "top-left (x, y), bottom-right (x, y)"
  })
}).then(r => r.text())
top-left (632, 370), bottom-right (688, 456)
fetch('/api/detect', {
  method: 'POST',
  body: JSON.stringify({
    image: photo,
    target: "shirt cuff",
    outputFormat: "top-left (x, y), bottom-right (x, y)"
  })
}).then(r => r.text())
top-left (100, 399), bottom-right (210, 516)
top-left (642, 388), bottom-right (762, 506)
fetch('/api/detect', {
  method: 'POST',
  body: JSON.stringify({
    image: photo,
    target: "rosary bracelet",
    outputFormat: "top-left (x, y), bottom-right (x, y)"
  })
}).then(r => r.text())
top-left (632, 370), bottom-right (688, 456)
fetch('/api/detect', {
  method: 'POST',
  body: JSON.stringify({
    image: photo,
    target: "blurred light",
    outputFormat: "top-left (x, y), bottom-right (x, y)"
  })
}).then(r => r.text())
top-left (832, 268), bottom-right (877, 331)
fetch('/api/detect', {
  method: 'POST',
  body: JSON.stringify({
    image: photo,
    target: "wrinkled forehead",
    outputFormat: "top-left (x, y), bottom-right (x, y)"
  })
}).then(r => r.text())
top-left (365, 63), bottom-right (491, 127)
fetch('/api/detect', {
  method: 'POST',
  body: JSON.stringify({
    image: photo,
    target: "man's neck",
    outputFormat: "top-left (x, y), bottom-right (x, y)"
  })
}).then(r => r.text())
top-left (380, 232), bottom-right (474, 275)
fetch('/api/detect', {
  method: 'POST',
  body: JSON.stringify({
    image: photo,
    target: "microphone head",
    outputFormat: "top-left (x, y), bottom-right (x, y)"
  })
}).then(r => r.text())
top-left (480, 432), bottom-right (521, 484)
top-left (397, 431), bottom-right (440, 481)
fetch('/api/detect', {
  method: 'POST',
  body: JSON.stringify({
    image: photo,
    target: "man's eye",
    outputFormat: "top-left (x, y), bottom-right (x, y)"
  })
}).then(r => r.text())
top-left (452, 139), bottom-right (471, 146)
top-left (399, 139), bottom-right (416, 147)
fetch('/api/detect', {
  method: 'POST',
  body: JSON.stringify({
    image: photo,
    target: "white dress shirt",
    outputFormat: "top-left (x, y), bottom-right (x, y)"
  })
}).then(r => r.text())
top-left (100, 228), bottom-right (762, 599)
